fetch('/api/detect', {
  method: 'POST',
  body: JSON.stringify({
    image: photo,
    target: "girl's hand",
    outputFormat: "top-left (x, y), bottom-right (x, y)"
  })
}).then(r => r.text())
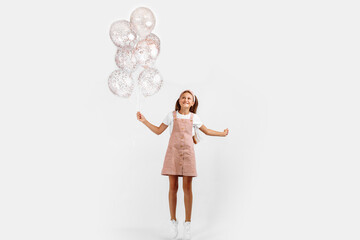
top-left (136, 111), bottom-right (146, 123)
top-left (223, 128), bottom-right (229, 136)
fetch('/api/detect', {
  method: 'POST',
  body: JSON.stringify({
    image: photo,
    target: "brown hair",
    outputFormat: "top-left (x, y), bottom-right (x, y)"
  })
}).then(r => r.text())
top-left (175, 90), bottom-right (200, 144)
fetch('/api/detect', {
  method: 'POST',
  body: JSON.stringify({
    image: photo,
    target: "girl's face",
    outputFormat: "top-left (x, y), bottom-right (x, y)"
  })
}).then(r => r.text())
top-left (179, 92), bottom-right (194, 109)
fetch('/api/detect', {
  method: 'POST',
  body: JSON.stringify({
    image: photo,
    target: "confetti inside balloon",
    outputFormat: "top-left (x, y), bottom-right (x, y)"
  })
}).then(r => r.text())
top-left (130, 7), bottom-right (156, 39)
top-left (109, 20), bottom-right (137, 47)
top-left (115, 46), bottom-right (137, 72)
top-left (108, 69), bottom-right (134, 98)
top-left (138, 68), bottom-right (163, 97)
top-left (146, 33), bottom-right (160, 57)
top-left (134, 33), bottom-right (160, 68)
top-left (134, 40), bottom-right (155, 68)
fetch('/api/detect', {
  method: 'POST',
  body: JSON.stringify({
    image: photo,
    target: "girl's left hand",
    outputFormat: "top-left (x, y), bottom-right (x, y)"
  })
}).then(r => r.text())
top-left (223, 128), bottom-right (229, 136)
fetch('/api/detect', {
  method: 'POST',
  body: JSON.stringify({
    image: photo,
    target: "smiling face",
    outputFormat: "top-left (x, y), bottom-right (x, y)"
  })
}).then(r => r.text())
top-left (179, 92), bottom-right (195, 109)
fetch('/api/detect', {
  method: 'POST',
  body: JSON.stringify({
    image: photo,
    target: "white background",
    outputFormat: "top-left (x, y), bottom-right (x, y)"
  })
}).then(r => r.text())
top-left (1, 0), bottom-right (359, 239)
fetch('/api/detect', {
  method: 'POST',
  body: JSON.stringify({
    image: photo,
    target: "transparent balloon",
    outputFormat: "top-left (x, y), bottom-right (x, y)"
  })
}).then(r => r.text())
top-left (134, 34), bottom-right (160, 68)
top-left (134, 40), bottom-right (154, 68)
top-left (108, 69), bottom-right (134, 98)
top-left (109, 20), bottom-right (137, 47)
top-left (130, 7), bottom-right (156, 39)
top-left (146, 33), bottom-right (160, 57)
top-left (115, 46), bottom-right (137, 73)
top-left (138, 68), bottom-right (163, 97)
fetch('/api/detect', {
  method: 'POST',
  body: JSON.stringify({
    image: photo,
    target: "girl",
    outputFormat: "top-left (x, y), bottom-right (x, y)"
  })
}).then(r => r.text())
top-left (136, 89), bottom-right (229, 240)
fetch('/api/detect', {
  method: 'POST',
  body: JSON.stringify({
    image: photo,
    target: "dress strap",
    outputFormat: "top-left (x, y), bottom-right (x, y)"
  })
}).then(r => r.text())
top-left (173, 110), bottom-right (177, 120)
top-left (190, 112), bottom-right (194, 121)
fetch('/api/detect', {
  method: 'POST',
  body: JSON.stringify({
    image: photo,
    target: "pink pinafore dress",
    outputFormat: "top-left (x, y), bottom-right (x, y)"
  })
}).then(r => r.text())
top-left (161, 111), bottom-right (197, 177)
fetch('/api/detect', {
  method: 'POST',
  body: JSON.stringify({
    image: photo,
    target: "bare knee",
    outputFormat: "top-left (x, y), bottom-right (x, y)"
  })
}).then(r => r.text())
top-left (183, 184), bottom-right (192, 193)
top-left (170, 184), bottom-right (178, 193)
top-left (183, 177), bottom-right (193, 193)
top-left (169, 176), bottom-right (179, 193)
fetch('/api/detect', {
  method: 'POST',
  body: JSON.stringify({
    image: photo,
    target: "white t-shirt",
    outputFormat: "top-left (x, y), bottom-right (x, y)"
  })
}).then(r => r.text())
top-left (162, 110), bottom-right (203, 136)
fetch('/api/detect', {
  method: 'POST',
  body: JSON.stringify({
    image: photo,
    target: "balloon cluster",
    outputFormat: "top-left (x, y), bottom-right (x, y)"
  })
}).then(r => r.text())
top-left (108, 7), bottom-right (163, 98)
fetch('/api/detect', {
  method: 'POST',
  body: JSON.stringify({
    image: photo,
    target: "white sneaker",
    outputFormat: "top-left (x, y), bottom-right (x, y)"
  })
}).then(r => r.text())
top-left (183, 221), bottom-right (191, 240)
top-left (169, 219), bottom-right (178, 239)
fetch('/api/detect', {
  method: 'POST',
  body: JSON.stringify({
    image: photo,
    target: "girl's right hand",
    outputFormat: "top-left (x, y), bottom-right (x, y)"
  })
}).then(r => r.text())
top-left (136, 111), bottom-right (146, 123)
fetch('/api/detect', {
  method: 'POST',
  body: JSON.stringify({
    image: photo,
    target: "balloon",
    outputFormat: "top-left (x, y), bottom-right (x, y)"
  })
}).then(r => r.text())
top-left (130, 7), bottom-right (156, 39)
top-left (134, 34), bottom-right (160, 68)
top-left (108, 69), bottom-right (134, 98)
top-left (115, 46), bottom-right (137, 72)
top-left (138, 68), bottom-right (163, 97)
top-left (109, 20), bottom-right (137, 47)
top-left (145, 33), bottom-right (160, 59)
top-left (134, 40), bottom-right (155, 68)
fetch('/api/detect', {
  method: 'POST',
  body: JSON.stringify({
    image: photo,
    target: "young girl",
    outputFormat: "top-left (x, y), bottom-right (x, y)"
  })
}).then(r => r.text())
top-left (136, 89), bottom-right (229, 240)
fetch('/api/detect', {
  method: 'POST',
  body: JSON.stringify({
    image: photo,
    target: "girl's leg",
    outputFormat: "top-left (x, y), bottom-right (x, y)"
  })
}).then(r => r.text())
top-left (183, 176), bottom-right (193, 222)
top-left (169, 175), bottom-right (179, 221)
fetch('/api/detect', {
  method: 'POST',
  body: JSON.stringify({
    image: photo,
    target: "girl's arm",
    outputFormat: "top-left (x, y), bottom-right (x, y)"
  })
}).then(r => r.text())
top-left (199, 125), bottom-right (229, 137)
top-left (137, 111), bottom-right (168, 135)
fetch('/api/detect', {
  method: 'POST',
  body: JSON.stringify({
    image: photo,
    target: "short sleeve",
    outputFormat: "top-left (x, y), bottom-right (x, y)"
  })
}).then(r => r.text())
top-left (162, 111), bottom-right (173, 126)
top-left (193, 114), bottom-right (203, 128)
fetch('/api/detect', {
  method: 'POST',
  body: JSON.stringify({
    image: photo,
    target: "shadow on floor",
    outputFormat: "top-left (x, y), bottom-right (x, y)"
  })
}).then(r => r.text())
top-left (113, 224), bottom-right (228, 240)
top-left (113, 226), bottom-right (169, 240)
